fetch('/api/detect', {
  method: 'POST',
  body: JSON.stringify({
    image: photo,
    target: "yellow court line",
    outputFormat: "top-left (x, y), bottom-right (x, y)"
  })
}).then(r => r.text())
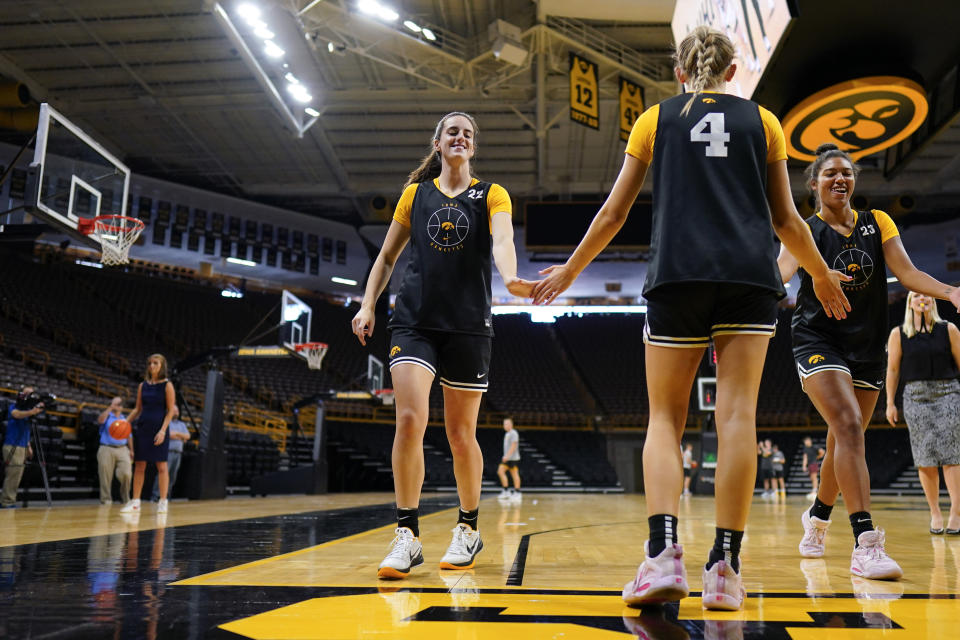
top-left (173, 505), bottom-right (459, 586)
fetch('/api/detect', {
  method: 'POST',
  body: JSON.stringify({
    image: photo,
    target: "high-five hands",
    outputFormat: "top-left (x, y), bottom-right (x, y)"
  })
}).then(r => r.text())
top-left (813, 270), bottom-right (852, 319)
top-left (532, 265), bottom-right (575, 305)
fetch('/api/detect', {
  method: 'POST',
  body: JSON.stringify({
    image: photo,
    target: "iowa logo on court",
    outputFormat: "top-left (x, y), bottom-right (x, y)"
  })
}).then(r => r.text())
top-left (808, 354), bottom-right (826, 364)
top-left (390, 346), bottom-right (401, 357)
top-left (782, 76), bottom-right (928, 162)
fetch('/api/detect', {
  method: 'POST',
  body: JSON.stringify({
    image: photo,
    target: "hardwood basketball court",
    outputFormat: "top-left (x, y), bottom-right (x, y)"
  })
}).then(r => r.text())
top-left (1, 492), bottom-right (956, 638)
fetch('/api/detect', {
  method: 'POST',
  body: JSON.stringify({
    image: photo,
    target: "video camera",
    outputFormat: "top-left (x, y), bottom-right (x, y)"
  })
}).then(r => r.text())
top-left (21, 391), bottom-right (56, 413)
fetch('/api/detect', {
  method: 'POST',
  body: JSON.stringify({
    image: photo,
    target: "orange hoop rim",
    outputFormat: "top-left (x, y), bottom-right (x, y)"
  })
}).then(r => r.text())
top-left (293, 342), bottom-right (329, 352)
top-left (78, 214), bottom-right (145, 235)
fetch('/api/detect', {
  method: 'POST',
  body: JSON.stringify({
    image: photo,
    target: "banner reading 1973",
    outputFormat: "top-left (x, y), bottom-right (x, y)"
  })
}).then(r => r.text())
top-left (619, 76), bottom-right (645, 142)
top-left (569, 52), bottom-right (599, 130)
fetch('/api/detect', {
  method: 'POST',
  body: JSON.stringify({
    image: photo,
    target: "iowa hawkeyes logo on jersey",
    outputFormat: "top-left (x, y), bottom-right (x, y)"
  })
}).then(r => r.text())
top-left (834, 247), bottom-right (873, 289)
top-left (427, 207), bottom-right (469, 250)
top-left (389, 346), bottom-right (401, 358)
top-left (808, 354), bottom-right (826, 364)
top-left (782, 76), bottom-right (928, 162)
top-left (702, 97), bottom-right (716, 104)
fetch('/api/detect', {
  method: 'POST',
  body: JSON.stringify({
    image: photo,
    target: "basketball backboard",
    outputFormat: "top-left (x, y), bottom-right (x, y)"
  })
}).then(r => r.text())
top-left (24, 103), bottom-right (131, 249)
top-left (368, 355), bottom-right (384, 393)
top-left (280, 290), bottom-right (313, 355)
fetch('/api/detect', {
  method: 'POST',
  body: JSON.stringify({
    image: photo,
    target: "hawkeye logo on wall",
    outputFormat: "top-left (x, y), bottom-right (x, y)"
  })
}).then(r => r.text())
top-left (428, 205), bottom-right (469, 252)
top-left (782, 76), bottom-right (928, 162)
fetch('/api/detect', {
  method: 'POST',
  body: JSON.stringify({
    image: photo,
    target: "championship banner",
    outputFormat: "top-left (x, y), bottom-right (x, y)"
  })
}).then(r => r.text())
top-left (569, 52), bottom-right (599, 130)
top-left (619, 76), bottom-right (644, 142)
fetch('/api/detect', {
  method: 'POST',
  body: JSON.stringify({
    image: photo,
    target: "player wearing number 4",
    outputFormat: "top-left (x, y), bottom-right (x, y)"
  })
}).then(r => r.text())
top-left (532, 26), bottom-right (849, 611)
top-left (779, 143), bottom-right (960, 580)
top-left (352, 112), bottom-right (535, 579)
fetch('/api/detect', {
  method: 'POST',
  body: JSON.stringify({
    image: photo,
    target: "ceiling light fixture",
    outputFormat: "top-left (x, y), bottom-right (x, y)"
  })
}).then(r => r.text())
top-left (226, 257), bottom-right (257, 267)
top-left (331, 276), bottom-right (358, 286)
top-left (421, 28), bottom-right (436, 41)
top-left (287, 84), bottom-right (312, 103)
top-left (263, 40), bottom-right (285, 58)
top-left (403, 20), bottom-right (421, 33)
top-left (284, 72), bottom-right (299, 84)
top-left (358, 0), bottom-right (399, 22)
top-left (236, 3), bottom-right (260, 21)
top-left (253, 26), bottom-right (274, 39)
top-left (304, 107), bottom-right (320, 117)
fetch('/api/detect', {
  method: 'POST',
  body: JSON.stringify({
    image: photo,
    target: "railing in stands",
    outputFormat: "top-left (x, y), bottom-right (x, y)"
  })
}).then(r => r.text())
top-left (53, 327), bottom-right (75, 349)
top-left (66, 367), bottom-right (130, 401)
top-left (84, 343), bottom-right (132, 378)
top-left (22, 347), bottom-right (50, 374)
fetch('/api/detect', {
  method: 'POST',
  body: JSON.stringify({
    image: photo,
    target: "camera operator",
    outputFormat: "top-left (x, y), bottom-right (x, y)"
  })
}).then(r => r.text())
top-left (2, 385), bottom-right (45, 509)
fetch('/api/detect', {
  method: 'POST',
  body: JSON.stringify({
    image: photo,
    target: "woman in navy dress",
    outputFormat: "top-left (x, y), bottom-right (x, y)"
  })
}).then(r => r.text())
top-left (121, 353), bottom-right (176, 514)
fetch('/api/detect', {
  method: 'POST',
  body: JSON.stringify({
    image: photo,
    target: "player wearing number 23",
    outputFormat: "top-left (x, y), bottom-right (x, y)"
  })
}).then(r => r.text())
top-left (531, 26), bottom-right (848, 613)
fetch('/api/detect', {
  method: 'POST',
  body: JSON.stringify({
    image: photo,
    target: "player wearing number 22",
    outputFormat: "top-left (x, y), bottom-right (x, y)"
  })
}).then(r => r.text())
top-left (532, 26), bottom-right (848, 612)
top-left (779, 143), bottom-right (960, 582)
top-left (352, 112), bottom-right (534, 580)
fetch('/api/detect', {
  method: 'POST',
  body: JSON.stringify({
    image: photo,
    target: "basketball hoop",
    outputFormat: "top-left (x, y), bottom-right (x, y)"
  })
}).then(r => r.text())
top-left (78, 215), bottom-right (145, 266)
top-left (294, 342), bottom-right (329, 370)
top-left (373, 388), bottom-right (395, 406)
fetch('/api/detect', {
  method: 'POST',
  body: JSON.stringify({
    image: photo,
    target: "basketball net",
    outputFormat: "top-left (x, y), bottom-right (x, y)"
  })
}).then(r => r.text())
top-left (294, 342), bottom-right (329, 370)
top-left (80, 215), bottom-right (145, 266)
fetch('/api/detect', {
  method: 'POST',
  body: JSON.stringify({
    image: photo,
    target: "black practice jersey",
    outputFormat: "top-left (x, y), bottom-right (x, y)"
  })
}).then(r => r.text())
top-left (626, 92), bottom-right (787, 298)
top-left (792, 209), bottom-right (899, 362)
top-left (389, 178), bottom-right (511, 336)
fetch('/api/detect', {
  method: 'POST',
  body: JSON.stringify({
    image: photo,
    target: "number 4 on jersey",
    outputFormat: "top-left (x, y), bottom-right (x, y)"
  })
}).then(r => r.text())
top-left (690, 113), bottom-right (730, 157)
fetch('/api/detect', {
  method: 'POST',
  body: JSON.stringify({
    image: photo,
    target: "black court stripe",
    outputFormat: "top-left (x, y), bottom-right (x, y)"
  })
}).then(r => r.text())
top-left (505, 521), bottom-right (644, 586)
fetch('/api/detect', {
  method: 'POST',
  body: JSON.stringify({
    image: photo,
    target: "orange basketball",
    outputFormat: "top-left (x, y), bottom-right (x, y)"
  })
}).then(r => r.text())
top-left (691, 461), bottom-right (699, 469)
top-left (108, 418), bottom-right (131, 440)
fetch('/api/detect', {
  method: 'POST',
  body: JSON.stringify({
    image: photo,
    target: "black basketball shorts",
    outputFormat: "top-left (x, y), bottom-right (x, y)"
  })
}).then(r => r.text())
top-left (388, 327), bottom-right (492, 392)
top-left (794, 348), bottom-right (885, 391)
top-left (501, 461), bottom-right (520, 471)
top-left (643, 282), bottom-right (779, 349)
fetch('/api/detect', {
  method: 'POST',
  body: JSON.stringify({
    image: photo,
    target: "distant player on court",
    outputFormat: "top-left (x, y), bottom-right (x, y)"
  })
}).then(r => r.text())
top-left (532, 26), bottom-right (848, 611)
top-left (780, 143), bottom-right (960, 580)
top-left (352, 112), bottom-right (534, 579)
top-left (497, 416), bottom-right (521, 503)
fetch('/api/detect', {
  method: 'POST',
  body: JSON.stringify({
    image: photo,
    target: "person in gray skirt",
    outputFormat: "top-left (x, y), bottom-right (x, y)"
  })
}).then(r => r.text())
top-left (886, 291), bottom-right (960, 534)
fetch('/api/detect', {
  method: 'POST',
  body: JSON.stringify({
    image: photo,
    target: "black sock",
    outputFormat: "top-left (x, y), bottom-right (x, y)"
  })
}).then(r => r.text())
top-left (647, 514), bottom-right (678, 557)
top-left (458, 507), bottom-right (479, 531)
top-left (706, 528), bottom-right (744, 573)
top-left (397, 507), bottom-right (419, 537)
top-left (850, 511), bottom-right (873, 544)
top-left (809, 497), bottom-right (834, 521)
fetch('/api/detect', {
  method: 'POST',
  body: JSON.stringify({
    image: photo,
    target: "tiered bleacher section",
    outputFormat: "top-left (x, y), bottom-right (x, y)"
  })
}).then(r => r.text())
top-left (554, 314), bottom-right (647, 424)
top-left (486, 315), bottom-right (591, 425)
top-left (6, 246), bottom-right (949, 498)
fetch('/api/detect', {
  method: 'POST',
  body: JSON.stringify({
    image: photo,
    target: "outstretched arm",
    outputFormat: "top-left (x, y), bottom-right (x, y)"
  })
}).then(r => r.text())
top-left (491, 212), bottom-right (535, 298)
top-left (884, 237), bottom-right (960, 310)
top-left (532, 155), bottom-right (648, 304)
top-left (767, 160), bottom-right (850, 318)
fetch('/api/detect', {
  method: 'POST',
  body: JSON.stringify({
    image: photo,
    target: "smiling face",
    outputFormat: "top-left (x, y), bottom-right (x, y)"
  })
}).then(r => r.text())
top-left (813, 157), bottom-right (856, 210)
top-left (909, 292), bottom-right (934, 314)
top-left (433, 114), bottom-right (475, 165)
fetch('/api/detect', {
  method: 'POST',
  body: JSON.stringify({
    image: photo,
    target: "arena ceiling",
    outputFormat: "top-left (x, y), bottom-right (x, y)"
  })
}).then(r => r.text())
top-left (0, 0), bottom-right (958, 297)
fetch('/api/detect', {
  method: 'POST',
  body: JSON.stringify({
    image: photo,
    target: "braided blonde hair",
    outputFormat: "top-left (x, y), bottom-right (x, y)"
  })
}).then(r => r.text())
top-left (675, 26), bottom-right (736, 117)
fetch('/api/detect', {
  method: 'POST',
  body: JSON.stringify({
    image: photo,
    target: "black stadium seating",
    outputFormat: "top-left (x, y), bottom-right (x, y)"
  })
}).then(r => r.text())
top-left (3, 246), bottom-right (944, 496)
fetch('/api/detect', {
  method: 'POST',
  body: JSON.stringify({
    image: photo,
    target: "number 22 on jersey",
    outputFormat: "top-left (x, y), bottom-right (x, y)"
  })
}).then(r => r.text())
top-left (690, 113), bottom-right (729, 157)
